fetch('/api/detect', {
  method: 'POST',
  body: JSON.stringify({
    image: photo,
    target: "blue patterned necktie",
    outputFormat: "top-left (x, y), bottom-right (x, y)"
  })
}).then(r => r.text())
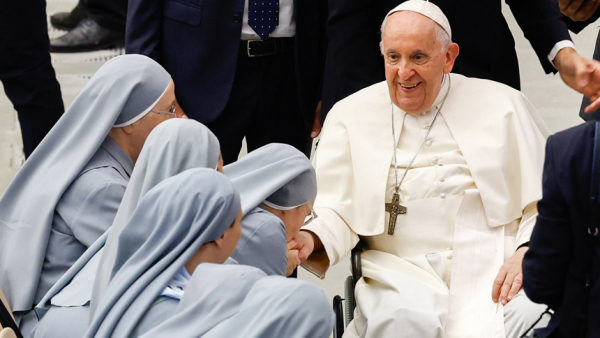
top-left (248, 0), bottom-right (280, 40)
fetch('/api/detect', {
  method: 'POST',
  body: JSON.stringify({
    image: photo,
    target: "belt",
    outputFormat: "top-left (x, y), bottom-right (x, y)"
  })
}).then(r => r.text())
top-left (240, 37), bottom-right (294, 57)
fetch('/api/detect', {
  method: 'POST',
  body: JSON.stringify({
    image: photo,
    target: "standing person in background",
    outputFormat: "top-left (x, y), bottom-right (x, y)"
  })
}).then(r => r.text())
top-left (0, 0), bottom-right (64, 157)
top-left (321, 0), bottom-right (600, 123)
top-left (126, 0), bottom-right (327, 163)
top-left (49, 0), bottom-right (127, 53)
top-left (523, 121), bottom-right (600, 338)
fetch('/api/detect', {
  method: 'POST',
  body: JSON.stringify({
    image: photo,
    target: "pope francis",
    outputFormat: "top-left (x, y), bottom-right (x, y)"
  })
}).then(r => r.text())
top-left (294, 1), bottom-right (551, 337)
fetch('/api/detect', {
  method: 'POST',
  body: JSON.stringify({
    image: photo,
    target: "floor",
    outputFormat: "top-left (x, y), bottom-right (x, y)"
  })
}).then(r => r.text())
top-left (0, 0), bottom-right (598, 317)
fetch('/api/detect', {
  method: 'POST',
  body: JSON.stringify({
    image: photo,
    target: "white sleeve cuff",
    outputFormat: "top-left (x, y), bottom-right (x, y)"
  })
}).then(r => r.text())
top-left (549, 40), bottom-right (576, 68)
top-left (515, 202), bottom-right (538, 248)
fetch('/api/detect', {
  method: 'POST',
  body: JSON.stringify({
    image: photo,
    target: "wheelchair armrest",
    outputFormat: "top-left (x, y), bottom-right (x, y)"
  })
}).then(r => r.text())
top-left (332, 295), bottom-right (345, 338)
top-left (351, 241), bottom-right (363, 285)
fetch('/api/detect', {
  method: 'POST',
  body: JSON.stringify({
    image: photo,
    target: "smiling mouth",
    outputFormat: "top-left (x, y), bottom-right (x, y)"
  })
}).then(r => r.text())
top-left (400, 82), bottom-right (420, 89)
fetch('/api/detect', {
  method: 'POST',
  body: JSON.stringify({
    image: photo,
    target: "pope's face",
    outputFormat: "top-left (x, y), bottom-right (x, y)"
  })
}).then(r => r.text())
top-left (381, 12), bottom-right (458, 114)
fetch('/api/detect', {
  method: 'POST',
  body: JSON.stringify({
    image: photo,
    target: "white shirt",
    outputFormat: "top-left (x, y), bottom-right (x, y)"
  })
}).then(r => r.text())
top-left (550, 40), bottom-right (576, 67)
top-left (242, 0), bottom-right (295, 40)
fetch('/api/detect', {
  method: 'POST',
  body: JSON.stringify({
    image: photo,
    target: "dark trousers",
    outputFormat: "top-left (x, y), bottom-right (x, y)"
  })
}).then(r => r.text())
top-left (580, 31), bottom-right (600, 121)
top-left (207, 47), bottom-right (312, 164)
top-left (82, 0), bottom-right (128, 32)
top-left (0, 0), bottom-right (64, 157)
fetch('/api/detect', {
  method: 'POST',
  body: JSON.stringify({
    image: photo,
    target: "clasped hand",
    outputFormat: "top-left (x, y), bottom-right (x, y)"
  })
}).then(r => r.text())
top-left (554, 47), bottom-right (600, 113)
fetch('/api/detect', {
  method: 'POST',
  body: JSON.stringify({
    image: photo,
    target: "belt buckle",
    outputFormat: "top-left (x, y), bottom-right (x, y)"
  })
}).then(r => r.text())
top-left (247, 40), bottom-right (257, 58)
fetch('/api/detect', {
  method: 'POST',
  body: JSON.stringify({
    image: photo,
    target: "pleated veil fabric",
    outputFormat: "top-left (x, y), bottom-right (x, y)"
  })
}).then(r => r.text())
top-left (139, 263), bottom-right (335, 338)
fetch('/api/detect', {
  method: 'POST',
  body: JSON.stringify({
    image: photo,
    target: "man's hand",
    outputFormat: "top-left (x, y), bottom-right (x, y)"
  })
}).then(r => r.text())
top-left (559, 0), bottom-right (600, 21)
top-left (554, 47), bottom-right (600, 113)
top-left (287, 239), bottom-right (300, 276)
top-left (292, 230), bottom-right (316, 264)
top-left (492, 247), bottom-right (528, 305)
top-left (311, 101), bottom-right (322, 138)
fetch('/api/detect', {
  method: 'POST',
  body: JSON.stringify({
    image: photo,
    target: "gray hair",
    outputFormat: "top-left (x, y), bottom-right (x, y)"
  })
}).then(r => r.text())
top-left (380, 12), bottom-right (451, 52)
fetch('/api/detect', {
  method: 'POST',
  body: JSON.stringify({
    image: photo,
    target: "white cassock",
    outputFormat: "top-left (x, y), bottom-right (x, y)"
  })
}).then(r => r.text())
top-left (302, 74), bottom-right (550, 338)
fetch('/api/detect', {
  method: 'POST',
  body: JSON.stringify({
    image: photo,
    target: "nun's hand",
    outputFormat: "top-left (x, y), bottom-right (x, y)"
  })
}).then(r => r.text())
top-left (293, 231), bottom-right (316, 264)
top-left (287, 250), bottom-right (300, 276)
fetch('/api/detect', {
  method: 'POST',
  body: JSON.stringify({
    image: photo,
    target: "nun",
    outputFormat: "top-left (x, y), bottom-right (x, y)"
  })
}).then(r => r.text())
top-left (85, 169), bottom-right (243, 338)
top-left (138, 264), bottom-right (335, 338)
top-left (32, 119), bottom-right (220, 338)
top-left (225, 143), bottom-right (318, 276)
top-left (0, 54), bottom-right (183, 337)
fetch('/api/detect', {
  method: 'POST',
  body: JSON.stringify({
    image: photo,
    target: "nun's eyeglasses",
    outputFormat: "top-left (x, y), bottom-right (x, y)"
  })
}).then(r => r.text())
top-left (304, 205), bottom-right (318, 226)
top-left (151, 104), bottom-right (179, 118)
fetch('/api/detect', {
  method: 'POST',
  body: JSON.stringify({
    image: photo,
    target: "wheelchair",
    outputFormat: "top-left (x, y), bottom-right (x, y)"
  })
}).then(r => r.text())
top-left (330, 242), bottom-right (546, 338)
top-left (332, 242), bottom-right (364, 338)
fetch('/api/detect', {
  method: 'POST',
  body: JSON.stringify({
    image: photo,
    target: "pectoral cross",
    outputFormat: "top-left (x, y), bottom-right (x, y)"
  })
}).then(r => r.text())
top-left (386, 193), bottom-right (406, 235)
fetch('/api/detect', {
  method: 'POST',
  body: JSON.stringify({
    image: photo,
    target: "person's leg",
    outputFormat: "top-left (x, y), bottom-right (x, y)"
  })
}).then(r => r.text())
top-left (245, 48), bottom-right (312, 158)
top-left (50, 1), bottom-right (88, 31)
top-left (503, 290), bottom-right (550, 338)
top-left (50, 0), bottom-right (126, 53)
top-left (0, 0), bottom-right (64, 157)
top-left (205, 55), bottom-right (260, 164)
top-left (80, 0), bottom-right (127, 33)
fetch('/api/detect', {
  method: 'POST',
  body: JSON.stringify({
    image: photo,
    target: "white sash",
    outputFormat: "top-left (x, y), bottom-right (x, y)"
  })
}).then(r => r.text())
top-left (445, 189), bottom-right (505, 337)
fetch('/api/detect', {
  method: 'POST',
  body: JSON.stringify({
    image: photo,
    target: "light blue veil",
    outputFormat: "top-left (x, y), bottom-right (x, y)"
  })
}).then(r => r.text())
top-left (224, 143), bottom-right (317, 215)
top-left (0, 54), bottom-right (171, 312)
top-left (138, 264), bottom-right (335, 338)
top-left (33, 119), bottom-right (220, 318)
top-left (85, 169), bottom-right (240, 338)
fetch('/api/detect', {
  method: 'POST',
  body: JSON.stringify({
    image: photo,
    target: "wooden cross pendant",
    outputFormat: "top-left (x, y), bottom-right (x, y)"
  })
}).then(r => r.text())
top-left (385, 193), bottom-right (407, 235)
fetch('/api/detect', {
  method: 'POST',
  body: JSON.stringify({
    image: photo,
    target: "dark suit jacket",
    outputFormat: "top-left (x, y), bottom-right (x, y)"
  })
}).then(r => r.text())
top-left (321, 0), bottom-right (572, 122)
top-left (523, 122), bottom-right (600, 338)
top-left (126, 0), bottom-right (327, 126)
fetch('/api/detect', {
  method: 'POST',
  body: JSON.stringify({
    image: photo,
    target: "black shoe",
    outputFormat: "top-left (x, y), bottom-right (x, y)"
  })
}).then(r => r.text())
top-left (50, 2), bottom-right (88, 31)
top-left (50, 18), bottom-right (125, 53)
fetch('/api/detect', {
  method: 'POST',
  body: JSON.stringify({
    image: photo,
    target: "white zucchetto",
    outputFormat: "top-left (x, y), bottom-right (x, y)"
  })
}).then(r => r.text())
top-left (386, 0), bottom-right (452, 39)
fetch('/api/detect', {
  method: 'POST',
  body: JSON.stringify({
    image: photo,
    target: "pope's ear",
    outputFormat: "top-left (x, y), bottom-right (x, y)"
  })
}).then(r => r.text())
top-left (443, 43), bottom-right (459, 74)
